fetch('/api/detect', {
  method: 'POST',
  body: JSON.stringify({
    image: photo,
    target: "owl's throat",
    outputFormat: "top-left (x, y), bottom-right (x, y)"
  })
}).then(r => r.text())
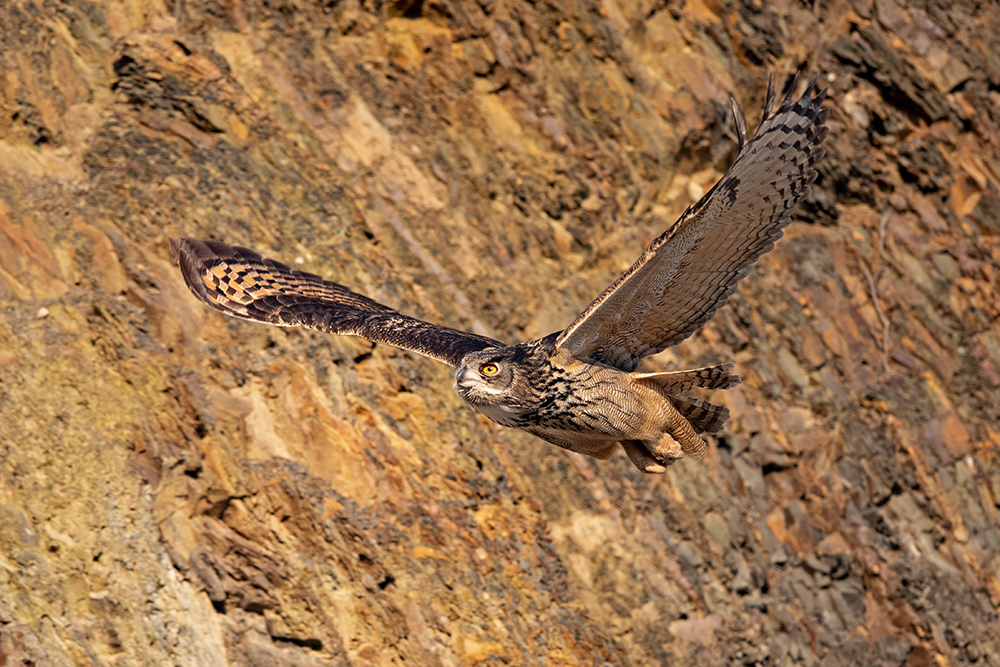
top-left (469, 401), bottom-right (528, 428)
top-left (454, 370), bottom-right (531, 427)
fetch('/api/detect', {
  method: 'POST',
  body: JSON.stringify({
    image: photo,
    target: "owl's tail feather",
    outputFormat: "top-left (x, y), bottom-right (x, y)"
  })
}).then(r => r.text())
top-left (669, 395), bottom-right (730, 434)
top-left (632, 363), bottom-right (741, 393)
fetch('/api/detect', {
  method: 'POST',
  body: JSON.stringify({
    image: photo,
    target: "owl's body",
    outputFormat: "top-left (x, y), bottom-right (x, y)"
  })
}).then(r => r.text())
top-left (454, 339), bottom-right (738, 471)
top-left (172, 75), bottom-right (829, 473)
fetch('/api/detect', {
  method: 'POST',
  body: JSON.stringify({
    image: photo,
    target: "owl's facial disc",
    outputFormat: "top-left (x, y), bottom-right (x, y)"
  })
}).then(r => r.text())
top-left (455, 354), bottom-right (513, 404)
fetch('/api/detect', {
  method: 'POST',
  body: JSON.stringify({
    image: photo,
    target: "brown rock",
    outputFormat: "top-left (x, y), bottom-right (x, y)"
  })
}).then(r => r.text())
top-left (2, 0), bottom-right (1000, 664)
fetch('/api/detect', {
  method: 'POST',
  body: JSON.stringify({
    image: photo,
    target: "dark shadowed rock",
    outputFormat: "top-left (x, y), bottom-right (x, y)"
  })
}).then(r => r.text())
top-left (1, 0), bottom-right (999, 665)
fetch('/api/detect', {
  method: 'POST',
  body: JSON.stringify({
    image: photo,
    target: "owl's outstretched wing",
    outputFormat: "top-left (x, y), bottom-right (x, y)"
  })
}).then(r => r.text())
top-left (555, 74), bottom-right (829, 371)
top-left (171, 238), bottom-right (502, 367)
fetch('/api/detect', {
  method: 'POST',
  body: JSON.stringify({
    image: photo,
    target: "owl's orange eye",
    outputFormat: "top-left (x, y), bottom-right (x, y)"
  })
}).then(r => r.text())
top-left (480, 363), bottom-right (499, 376)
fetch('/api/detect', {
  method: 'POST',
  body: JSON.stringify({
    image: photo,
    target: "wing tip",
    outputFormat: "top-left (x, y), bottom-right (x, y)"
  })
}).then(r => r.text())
top-left (731, 97), bottom-right (748, 151)
top-left (763, 73), bottom-right (777, 122)
top-left (170, 236), bottom-right (213, 302)
top-left (753, 71), bottom-right (830, 143)
top-left (168, 236), bottom-right (185, 261)
top-left (779, 71), bottom-right (801, 112)
top-left (170, 236), bottom-right (232, 268)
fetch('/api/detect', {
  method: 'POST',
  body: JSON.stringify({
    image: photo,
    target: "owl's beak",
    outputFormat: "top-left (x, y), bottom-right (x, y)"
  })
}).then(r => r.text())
top-left (456, 367), bottom-right (476, 388)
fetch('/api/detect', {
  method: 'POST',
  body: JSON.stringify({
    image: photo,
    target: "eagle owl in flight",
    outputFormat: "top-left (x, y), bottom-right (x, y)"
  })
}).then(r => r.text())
top-left (173, 75), bottom-right (828, 474)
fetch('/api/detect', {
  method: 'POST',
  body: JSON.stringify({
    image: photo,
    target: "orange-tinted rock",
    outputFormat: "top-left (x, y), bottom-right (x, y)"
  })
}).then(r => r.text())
top-left (2, 0), bottom-right (999, 664)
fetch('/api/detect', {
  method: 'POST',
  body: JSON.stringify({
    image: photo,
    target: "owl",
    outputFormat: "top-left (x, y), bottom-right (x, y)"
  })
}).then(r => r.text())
top-left (172, 74), bottom-right (828, 473)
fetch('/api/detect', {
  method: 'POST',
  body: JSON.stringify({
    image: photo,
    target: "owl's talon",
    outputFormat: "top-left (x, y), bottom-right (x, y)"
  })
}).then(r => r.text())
top-left (621, 440), bottom-right (669, 474)
top-left (648, 434), bottom-right (684, 461)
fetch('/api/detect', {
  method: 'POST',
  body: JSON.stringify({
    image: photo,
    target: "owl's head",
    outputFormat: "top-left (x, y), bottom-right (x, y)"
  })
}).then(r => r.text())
top-left (455, 349), bottom-right (517, 401)
top-left (454, 346), bottom-right (536, 423)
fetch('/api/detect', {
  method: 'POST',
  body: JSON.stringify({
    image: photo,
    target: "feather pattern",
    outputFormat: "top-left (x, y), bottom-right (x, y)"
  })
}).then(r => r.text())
top-left (632, 363), bottom-right (742, 393)
top-left (170, 238), bottom-right (502, 367)
top-left (555, 75), bottom-right (829, 371)
top-left (669, 395), bottom-right (730, 434)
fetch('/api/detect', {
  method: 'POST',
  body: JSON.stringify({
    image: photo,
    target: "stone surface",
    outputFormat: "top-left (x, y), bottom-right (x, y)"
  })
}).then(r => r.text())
top-left (1, 0), bottom-right (999, 664)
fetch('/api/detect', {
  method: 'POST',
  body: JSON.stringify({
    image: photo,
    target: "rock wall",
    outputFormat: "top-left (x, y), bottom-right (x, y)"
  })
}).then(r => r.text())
top-left (1, 0), bottom-right (999, 664)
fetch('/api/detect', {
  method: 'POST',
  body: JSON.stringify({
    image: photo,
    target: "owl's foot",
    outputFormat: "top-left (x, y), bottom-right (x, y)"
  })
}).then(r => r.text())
top-left (621, 431), bottom-right (706, 474)
top-left (620, 440), bottom-right (668, 474)
top-left (662, 411), bottom-right (710, 460)
top-left (648, 433), bottom-right (684, 461)
top-left (621, 436), bottom-right (685, 474)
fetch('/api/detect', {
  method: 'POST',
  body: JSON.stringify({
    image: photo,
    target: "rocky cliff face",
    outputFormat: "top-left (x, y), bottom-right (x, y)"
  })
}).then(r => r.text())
top-left (1, 0), bottom-right (999, 664)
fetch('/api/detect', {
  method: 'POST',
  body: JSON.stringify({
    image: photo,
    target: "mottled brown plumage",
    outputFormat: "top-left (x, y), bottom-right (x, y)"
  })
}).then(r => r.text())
top-left (172, 74), bottom-right (828, 474)
top-left (171, 237), bottom-right (500, 366)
